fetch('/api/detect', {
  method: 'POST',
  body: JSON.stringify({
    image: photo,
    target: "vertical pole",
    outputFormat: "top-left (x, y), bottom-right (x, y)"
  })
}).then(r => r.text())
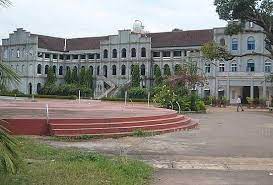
top-left (78, 90), bottom-right (81, 103)
top-left (148, 92), bottom-right (150, 107)
top-left (46, 104), bottom-right (49, 124)
top-left (125, 91), bottom-right (127, 106)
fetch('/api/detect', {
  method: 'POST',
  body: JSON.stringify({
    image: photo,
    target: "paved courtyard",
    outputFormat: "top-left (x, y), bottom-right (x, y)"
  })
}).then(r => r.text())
top-left (43, 106), bottom-right (273, 184)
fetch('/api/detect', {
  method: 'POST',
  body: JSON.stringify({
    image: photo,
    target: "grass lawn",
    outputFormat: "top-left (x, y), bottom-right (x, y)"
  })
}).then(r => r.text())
top-left (0, 137), bottom-right (153, 185)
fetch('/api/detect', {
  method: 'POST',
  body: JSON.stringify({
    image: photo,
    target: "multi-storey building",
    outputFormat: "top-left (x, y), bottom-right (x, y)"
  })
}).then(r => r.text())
top-left (1, 21), bottom-right (272, 103)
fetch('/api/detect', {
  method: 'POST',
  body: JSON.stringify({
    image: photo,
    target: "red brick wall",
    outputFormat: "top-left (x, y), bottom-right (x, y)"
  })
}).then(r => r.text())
top-left (1, 119), bottom-right (49, 135)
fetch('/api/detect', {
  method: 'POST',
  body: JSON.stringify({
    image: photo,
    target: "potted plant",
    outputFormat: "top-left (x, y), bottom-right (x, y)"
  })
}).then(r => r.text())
top-left (246, 97), bottom-right (254, 108)
top-left (259, 97), bottom-right (267, 109)
top-left (222, 96), bottom-right (228, 108)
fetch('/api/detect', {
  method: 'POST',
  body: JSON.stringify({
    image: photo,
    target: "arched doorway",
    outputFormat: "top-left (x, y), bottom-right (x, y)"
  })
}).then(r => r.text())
top-left (28, 83), bottom-right (32, 95)
top-left (37, 83), bottom-right (42, 94)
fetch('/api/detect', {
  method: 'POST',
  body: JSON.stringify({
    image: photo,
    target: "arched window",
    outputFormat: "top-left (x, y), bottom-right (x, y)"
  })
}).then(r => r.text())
top-left (131, 48), bottom-right (136, 58)
top-left (141, 64), bottom-right (145, 76)
top-left (112, 49), bottom-right (117, 58)
top-left (28, 83), bottom-right (32, 95)
top-left (265, 60), bottom-right (272, 73)
top-left (220, 38), bottom-right (225, 46)
top-left (247, 59), bottom-right (255, 72)
top-left (121, 48), bottom-right (127, 58)
top-left (59, 66), bottom-right (63, 75)
top-left (37, 83), bottom-right (42, 94)
top-left (205, 63), bottom-right (211, 73)
top-left (103, 49), bottom-right (108, 58)
top-left (37, 64), bottom-right (42, 74)
top-left (141, 48), bottom-right (146, 57)
top-left (45, 65), bottom-right (49, 75)
top-left (16, 49), bottom-right (20, 58)
top-left (53, 65), bottom-right (56, 74)
top-left (97, 66), bottom-right (100, 75)
top-left (232, 38), bottom-right (238, 50)
top-left (231, 62), bottom-right (237, 72)
top-left (16, 64), bottom-right (19, 72)
top-left (112, 65), bottom-right (117, 75)
top-left (89, 66), bottom-right (93, 75)
top-left (121, 65), bottom-right (126, 75)
top-left (103, 65), bottom-right (108, 78)
top-left (247, 36), bottom-right (255, 50)
top-left (164, 64), bottom-right (171, 76)
top-left (153, 64), bottom-right (160, 75)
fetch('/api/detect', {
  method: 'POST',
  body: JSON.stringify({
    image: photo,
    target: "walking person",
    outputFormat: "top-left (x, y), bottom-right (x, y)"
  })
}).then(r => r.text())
top-left (237, 96), bottom-right (244, 112)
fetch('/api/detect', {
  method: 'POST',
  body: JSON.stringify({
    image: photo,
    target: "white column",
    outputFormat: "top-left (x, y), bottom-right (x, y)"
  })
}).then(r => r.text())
top-left (250, 77), bottom-right (254, 99)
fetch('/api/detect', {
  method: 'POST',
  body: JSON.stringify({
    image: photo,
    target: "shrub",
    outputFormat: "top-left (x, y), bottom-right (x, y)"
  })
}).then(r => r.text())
top-left (128, 87), bottom-right (148, 99)
top-left (196, 100), bottom-right (206, 111)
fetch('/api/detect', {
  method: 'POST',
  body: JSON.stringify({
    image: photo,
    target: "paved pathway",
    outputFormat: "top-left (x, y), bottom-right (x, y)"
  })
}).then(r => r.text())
top-left (44, 107), bottom-right (273, 185)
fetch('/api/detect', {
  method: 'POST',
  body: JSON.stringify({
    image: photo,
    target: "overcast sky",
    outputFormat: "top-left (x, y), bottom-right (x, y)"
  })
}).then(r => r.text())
top-left (0, 0), bottom-right (226, 40)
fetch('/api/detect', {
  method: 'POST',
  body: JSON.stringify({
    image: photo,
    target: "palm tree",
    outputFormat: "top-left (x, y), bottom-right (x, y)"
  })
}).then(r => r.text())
top-left (0, 0), bottom-right (20, 175)
top-left (0, 122), bottom-right (20, 174)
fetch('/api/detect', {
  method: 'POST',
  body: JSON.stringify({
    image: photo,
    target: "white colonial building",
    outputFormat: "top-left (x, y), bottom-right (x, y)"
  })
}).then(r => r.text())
top-left (1, 21), bottom-right (273, 103)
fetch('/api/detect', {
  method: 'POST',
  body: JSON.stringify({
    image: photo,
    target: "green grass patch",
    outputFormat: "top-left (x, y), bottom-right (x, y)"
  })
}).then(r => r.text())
top-left (0, 137), bottom-right (152, 185)
top-left (132, 129), bottom-right (155, 137)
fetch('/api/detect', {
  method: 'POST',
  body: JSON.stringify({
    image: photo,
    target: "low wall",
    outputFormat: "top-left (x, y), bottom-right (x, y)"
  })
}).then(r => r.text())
top-left (1, 119), bottom-right (49, 135)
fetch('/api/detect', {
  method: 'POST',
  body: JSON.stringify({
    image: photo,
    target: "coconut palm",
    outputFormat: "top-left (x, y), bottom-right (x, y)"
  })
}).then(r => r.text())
top-left (0, 0), bottom-right (20, 175)
top-left (0, 123), bottom-right (20, 174)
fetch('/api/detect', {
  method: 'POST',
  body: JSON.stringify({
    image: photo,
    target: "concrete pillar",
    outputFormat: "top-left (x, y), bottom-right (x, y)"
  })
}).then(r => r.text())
top-left (263, 79), bottom-right (267, 98)
top-left (250, 78), bottom-right (254, 99)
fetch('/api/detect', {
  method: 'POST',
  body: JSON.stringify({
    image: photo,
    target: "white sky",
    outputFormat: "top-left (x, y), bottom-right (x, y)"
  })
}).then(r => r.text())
top-left (0, 0), bottom-right (226, 40)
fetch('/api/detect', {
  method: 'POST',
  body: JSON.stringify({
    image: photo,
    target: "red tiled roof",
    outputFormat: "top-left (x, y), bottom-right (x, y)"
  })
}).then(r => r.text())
top-left (37, 29), bottom-right (213, 51)
top-left (66, 36), bottom-right (108, 51)
top-left (149, 29), bottom-right (213, 48)
top-left (37, 35), bottom-right (65, 52)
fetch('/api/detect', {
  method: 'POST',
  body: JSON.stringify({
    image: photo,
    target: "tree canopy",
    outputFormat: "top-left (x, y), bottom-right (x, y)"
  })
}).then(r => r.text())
top-left (211, 0), bottom-right (273, 58)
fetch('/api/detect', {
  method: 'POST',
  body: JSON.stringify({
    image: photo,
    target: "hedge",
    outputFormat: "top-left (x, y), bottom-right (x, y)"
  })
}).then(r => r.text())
top-left (101, 97), bottom-right (148, 102)
top-left (0, 93), bottom-right (77, 100)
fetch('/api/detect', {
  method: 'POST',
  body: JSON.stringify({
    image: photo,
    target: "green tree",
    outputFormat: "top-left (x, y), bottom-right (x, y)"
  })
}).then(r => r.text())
top-left (85, 68), bottom-right (93, 89)
top-left (202, 0), bottom-right (273, 60)
top-left (0, 124), bottom-right (20, 174)
top-left (131, 65), bottom-right (140, 87)
top-left (64, 67), bottom-right (72, 84)
top-left (163, 65), bottom-right (171, 77)
top-left (45, 66), bottom-right (56, 85)
top-left (71, 67), bottom-right (78, 84)
top-left (79, 67), bottom-right (86, 85)
top-left (154, 65), bottom-right (163, 86)
top-left (0, 2), bottom-right (21, 175)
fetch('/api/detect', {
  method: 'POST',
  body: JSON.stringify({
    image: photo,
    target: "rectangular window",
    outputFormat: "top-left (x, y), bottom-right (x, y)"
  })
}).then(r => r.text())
top-left (45, 53), bottom-right (50, 59)
top-left (205, 64), bottom-right (211, 73)
top-left (80, 55), bottom-right (86, 60)
top-left (163, 51), bottom-right (171, 58)
top-left (53, 54), bottom-right (58, 60)
top-left (173, 51), bottom-right (182, 57)
top-left (73, 55), bottom-right (79, 59)
top-left (65, 55), bottom-right (71, 60)
top-left (247, 62), bottom-right (255, 72)
top-left (219, 63), bottom-right (225, 72)
top-left (153, 52), bottom-right (160, 58)
top-left (59, 55), bottom-right (64, 60)
top-left (88, 54), bottom-right (95, 59)
top-left (96, 53), bottom-right (100, 59)
top-left (184, 50), bottom-right (187, 57)
top-left (38, 52), bottom-right (43, 58)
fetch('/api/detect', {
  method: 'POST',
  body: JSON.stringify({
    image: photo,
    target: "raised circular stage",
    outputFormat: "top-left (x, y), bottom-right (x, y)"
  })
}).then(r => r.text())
top-left (0, 99), bottom-right (198, 137)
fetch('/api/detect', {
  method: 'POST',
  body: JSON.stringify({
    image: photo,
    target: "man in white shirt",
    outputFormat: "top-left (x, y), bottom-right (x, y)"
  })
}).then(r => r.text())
top-left (237, 96), bottom-right (244, 112)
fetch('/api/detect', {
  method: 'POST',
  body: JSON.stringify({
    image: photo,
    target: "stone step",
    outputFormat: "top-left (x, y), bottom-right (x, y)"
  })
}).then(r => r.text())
top-left (51, 118), bottom-right (192, 136)
top-left (49, 115), bottom-right (186, 129)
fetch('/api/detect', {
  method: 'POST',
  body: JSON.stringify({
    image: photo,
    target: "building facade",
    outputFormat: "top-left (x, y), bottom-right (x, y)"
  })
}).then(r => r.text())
top-left (1, 22), bottom-right (273, 102)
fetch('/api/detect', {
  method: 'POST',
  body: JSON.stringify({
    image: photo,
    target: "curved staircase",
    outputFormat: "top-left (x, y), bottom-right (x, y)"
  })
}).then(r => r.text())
top-left (49, 113), bottom-right (198, 137)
